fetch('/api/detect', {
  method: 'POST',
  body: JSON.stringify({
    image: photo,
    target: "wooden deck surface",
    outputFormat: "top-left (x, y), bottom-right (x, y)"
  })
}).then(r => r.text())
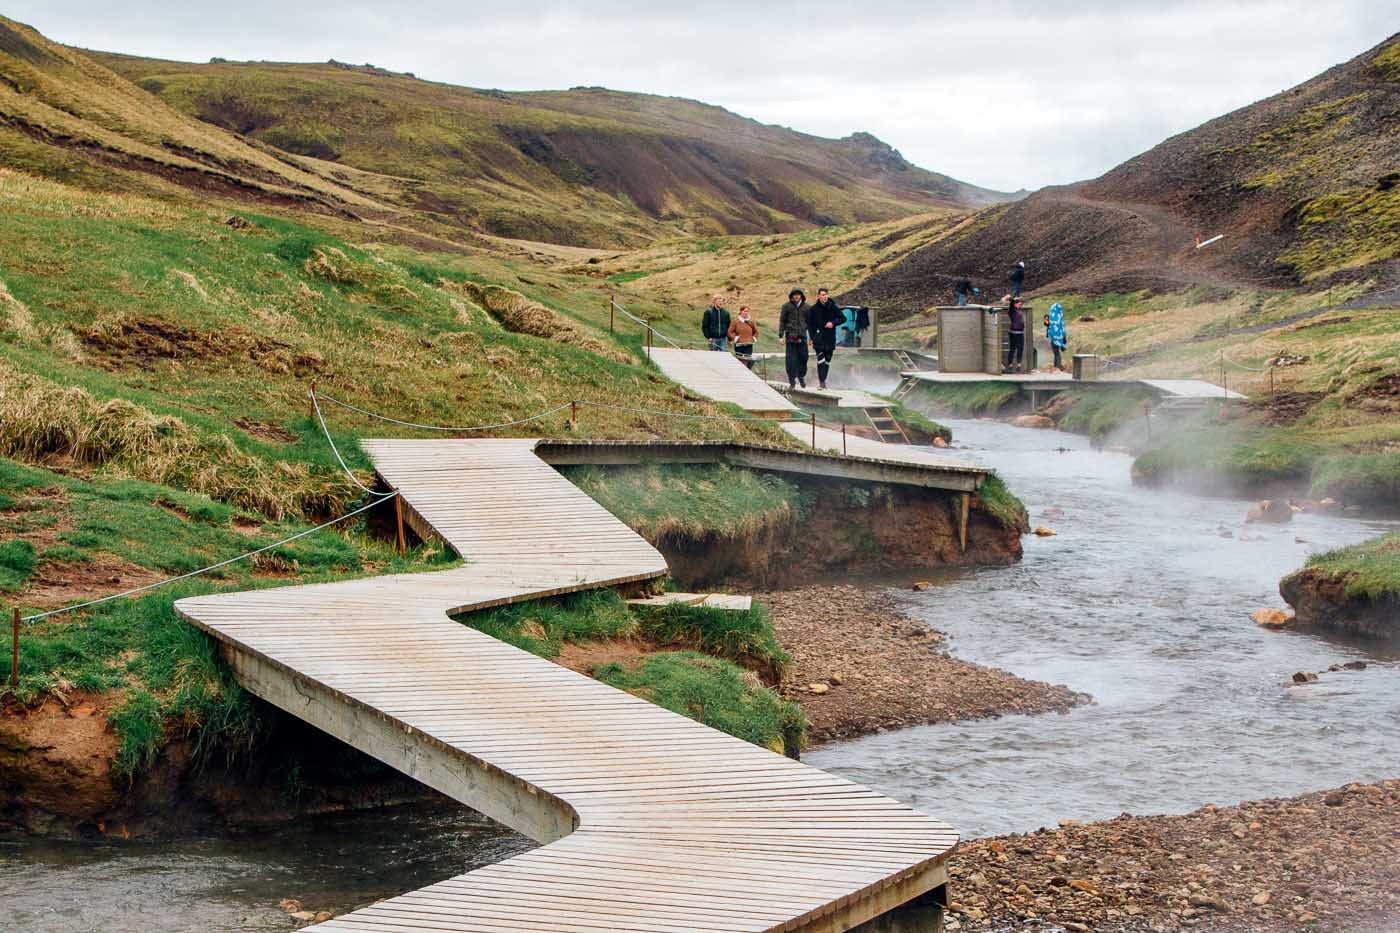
top-left (645, 347), bottom-right (800, 417)
top-left (906, 370), bottom-right (1246, 399)
top-left (175, 438), bottom-right (957, 932)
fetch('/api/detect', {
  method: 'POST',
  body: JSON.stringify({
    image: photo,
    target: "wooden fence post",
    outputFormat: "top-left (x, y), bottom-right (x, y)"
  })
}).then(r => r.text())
top-left (394, 495), bottom-right (406, 558)
top-left (309, 380), bottom-right (318, 423)
top-left (570, 400), bottom-right (579, 431)
top-left (842, 423), bottom-right (847, 456)
top-left (810, 412), bottom-right (816, 449)
top-left (10, 606), bottom-right (19, 690)
top-left (609, 296), bottom-right (615, 333)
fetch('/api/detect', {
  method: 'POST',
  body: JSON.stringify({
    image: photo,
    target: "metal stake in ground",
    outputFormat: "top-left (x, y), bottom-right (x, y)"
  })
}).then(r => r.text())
top-left (10, 606), bottom-right (18, 690)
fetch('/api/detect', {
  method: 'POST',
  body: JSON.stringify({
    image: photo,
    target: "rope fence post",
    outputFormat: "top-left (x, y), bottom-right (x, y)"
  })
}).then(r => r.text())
top-left (842, 423), bottom-right (847, 456)
top-left (570, 400), bottom-right (579, 431)
top-left (609, 296), bottom-right (615, 334)
top-left (645, 320), bottom-right (652, 353)
top-left (395, 495), bottom-right (407, 557)
top-left (10, 606), bottom-right (18, 690)
top-left (1269, 365), bottom-right (1275, 398)
top-left (810, 412), bottom-right (816, 449)
top-left (309, 380), bottom-right (318, 424)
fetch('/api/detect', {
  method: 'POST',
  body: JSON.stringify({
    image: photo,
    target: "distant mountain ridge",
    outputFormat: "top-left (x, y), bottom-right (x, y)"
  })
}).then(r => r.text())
top-left (847, 33), bottom-right (1400, 307)
top-left (86, 51), bottom-right (1013, 246)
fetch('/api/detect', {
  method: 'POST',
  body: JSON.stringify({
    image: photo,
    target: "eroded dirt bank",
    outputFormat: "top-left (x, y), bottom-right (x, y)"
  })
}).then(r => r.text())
top-left (660, 477), bottom-right (1025, 590)
top-left (763, 585), bottom-right (1087, 744)
top-left (1280, 566), bottom-right (1397, 639)
top-left (948, 780), bottom-right (1400, 932)
top-left (1, 693), bottom-right (442, 840)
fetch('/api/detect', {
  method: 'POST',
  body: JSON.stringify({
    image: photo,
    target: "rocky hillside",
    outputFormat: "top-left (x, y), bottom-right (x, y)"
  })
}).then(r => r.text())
top-left (82, 50), bottom-right (1010, 247)
top-left (848, 33), bottom-right (1400, 308)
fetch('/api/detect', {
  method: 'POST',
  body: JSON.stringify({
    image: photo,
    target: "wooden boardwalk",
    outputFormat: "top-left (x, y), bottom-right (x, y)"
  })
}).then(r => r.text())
top-left (905, 370), bottom-right (1247, 399)
top-left (645, 347), bottom-right (800, 418)
top-left (176, 438), bottom-right (957, 932)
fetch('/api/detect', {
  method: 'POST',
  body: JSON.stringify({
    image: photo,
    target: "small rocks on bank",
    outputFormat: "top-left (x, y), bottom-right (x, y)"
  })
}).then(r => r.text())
top-left (1033, 526), bottom-right (1057, 537)
top-left (760, 585), bottom-right (1088, 743)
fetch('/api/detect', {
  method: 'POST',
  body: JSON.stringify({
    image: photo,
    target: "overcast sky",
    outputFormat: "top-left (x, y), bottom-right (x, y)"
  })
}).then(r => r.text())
top-left (7, 1), bottom-right (1395, 191)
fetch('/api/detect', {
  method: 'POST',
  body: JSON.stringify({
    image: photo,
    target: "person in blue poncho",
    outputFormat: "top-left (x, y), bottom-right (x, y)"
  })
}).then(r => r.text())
top-left (1044, 302), bottom-right (1068, 371)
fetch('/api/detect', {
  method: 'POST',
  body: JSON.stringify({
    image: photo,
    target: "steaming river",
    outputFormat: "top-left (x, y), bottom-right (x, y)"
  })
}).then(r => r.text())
top-left (6, 419), bottom-right (1398, 930)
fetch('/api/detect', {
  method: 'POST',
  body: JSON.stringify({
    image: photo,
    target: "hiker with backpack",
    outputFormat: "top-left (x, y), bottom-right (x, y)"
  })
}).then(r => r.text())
top-left (778, 288), bottom-right (809, 388)
top-left (702, 294), bottom-right (731, 351)
top-left (807, 288), bottom-right (843, 389)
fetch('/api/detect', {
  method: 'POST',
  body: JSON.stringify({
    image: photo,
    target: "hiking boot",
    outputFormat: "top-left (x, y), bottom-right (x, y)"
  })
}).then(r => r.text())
top-left (798, 378), bottom-right (806, 388)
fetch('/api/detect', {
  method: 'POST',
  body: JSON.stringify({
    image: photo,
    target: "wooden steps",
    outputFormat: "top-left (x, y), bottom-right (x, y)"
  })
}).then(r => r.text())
top-left (175, 438), bottom-right (957, 932)
top-left (865, 407), bottom-right (911, 444)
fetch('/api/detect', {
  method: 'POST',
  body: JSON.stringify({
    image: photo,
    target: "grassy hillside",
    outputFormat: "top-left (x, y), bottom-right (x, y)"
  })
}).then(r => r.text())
top-left (0, 161), bottom-right (814, 798)
top-left (90, 50), bottom-right (1008, 247)
top-left (847, 33), bottom-right (1400, 309)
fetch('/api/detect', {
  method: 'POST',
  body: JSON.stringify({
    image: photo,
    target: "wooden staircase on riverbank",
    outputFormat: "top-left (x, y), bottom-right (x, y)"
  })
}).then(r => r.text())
top-left (866, 406), bottom-right (911, 444)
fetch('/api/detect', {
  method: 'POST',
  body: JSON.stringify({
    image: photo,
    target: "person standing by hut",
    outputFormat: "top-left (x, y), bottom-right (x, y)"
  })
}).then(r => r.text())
top-left (728, 305), bottom-right (759, 368)
top-left (1009, 261), bottom-right (1026, 298)
top-left (778, 289), bottom-right (809, 388)
top-left (1045, 302), bottom-right (1068, 372)
top-left (702, 294), bottom-right (731, 351)
top-left (807, 288), bottom-right (843, 389)
top-left (954, 277), bottom-right (979, 306)
top-left (1006, 296), bottom-right (1027, 373)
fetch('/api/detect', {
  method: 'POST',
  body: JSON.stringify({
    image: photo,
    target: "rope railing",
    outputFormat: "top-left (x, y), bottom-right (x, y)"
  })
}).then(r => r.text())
top-left (609, 297), bottom-right (685, 349)
top-left (11, 387), bottom-right (803, 631)
top-left (17, 494), bottom-right (397, 624)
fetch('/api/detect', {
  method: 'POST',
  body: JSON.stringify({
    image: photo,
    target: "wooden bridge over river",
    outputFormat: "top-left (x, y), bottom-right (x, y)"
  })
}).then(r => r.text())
top-left (176, 434), bottom-right (982, 931)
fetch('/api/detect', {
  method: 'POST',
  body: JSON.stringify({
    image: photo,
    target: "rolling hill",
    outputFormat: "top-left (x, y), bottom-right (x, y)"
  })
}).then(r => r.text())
top-left (85, 49), bottom-right (1010, 247)
top-left (846, 33), bottom-right (1400, 310)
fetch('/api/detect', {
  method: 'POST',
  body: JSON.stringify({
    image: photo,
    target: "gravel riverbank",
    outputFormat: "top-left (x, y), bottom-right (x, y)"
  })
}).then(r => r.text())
top-left (761, 585), bottom-right (1088, 744)
top-left (948, 780), bottom-right (1400, 932)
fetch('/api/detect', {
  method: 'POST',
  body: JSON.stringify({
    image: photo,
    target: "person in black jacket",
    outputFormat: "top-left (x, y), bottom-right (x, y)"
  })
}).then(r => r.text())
top-left (807, 288), bottom-right (843, 389)
top-left (777, 288), bottom-right (809, 388)
top-left (701, 294), bottom-right (731, 351)
top-left (1010, 262), bottom-right (1026, 298)
top-left (954, 277), bottom-right (979, 306)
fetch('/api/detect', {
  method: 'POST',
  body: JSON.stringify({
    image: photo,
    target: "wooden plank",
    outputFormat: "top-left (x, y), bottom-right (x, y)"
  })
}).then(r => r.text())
top-left (173, 437), bottom-right (957, 932)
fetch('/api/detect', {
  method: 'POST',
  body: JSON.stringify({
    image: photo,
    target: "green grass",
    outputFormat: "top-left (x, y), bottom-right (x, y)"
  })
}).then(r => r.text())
top-left (0, 538), bottom-right (36, 591)
top-left (1306, 533), bottom-right (1400, 601)
top-left (976, 473), bottom-right (1028, 530)
top-left (906, 381), bottom-right (1020, 416)
top-left (803, 399), bottom-right (950, 442)
top-left (561, 463), bottom-right (804, 544)
top-left (457, 589), bottom-right (802, 752)
top-left (1055, 386), bottom-right (1157, 441)
top-left (1132, 419), bottom-right (1323, 489)
top-left (633, 601), bottom-right (789, 679)
top-left (1310, 452), bottom-right (1400, 507)
top-left (593, 651), bottom-right (805, 756)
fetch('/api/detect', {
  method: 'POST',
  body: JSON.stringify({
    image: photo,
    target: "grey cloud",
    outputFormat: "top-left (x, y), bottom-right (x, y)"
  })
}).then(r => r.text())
top-left (6, 1), bottom-right (1395, 190)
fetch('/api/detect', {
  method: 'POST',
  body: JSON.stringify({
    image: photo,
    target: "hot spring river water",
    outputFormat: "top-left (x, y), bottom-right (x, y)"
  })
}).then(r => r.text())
top-left (6, 418), bottom-right (1398, 930)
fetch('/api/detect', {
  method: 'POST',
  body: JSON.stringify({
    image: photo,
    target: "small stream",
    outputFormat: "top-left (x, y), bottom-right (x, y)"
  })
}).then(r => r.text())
top-left (6, 418), bottom-right (1397, 930)
top-left (809, 418), bottom-right (1400, 838)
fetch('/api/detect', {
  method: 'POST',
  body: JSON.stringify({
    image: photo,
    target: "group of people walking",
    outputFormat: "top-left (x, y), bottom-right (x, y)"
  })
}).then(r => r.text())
top-left (700, 288), bottom-right (845, 388)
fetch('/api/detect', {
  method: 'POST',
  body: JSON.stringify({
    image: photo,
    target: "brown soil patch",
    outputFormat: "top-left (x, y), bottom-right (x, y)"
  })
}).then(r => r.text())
top-left (0, 690), bottom-right (123, 834)
top-left (761, 585), bottom-right (1087, 744)
top-left (554, 638), bottom-right (656, 675)
top-left (234, 416), bottom-right (298, 444)
top-left (950, 780), bottom-right (1400, 932)
top-left (77, 316), bottom-right (325, 377)
top-left (23, 553), bottom-right (165, 610)
top-left (1246, 390), bottom-right (1325, 426)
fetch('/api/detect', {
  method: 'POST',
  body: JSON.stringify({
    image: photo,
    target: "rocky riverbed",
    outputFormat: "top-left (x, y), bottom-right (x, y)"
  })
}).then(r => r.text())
top-left (946, 780), bottom-right (1400, 932)
top-left (761, 585), bottom-right (1088, 743)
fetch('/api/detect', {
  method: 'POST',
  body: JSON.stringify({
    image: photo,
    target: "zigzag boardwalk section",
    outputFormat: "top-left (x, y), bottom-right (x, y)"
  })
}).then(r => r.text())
top-left (644, 347), bottom-right (800, 419)
top-left (176, 438), bottom-right (958, 932)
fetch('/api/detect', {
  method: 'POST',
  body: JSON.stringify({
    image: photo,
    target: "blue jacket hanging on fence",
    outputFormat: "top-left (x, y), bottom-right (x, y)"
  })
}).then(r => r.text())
top-left (1046, 303), bottom-right (1067, 348)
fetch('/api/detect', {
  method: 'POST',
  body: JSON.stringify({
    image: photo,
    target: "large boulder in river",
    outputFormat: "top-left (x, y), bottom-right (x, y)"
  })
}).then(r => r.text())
top-left (1246, 499), bottom-right (1292, 524)
top-left (1251, 607), bottom-right (1294, 627)
top-left (1011, 414), bottom-right (1056, 429)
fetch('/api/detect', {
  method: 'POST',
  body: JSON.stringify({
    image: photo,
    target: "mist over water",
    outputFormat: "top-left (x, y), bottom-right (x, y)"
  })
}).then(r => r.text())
top-left (807, 418), bottom-right (1400, 838)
